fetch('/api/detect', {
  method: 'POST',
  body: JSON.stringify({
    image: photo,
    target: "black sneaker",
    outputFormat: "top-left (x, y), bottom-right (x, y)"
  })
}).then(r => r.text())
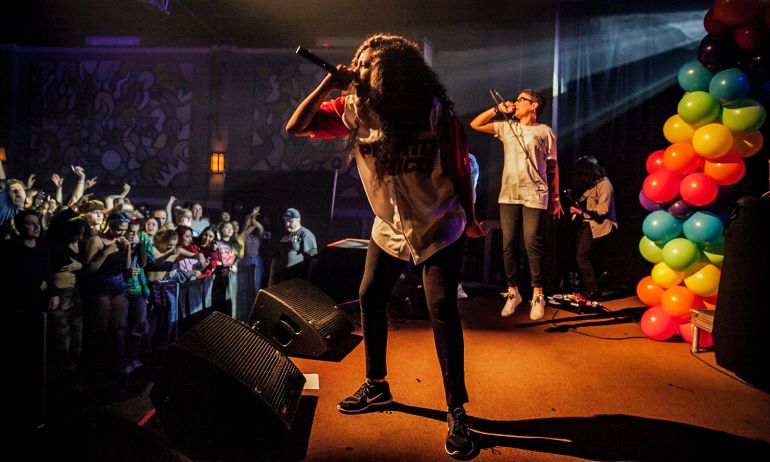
top-left (445, 407), bottom-right (474, 458)
top-left (337, 380), bottom-right (393, 414)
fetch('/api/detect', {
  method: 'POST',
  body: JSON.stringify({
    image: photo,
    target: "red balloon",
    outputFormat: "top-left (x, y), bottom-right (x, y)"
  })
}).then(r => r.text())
top-left (713, 0), bottom-right (762, 25)
top-left (641, 306), bottom-right (680, 341)
top-left (643, 169), bottom-right (682, 203)
top-left (703, 152), bottom-right (746, 185)
top-left (679, 322), bottom-right (715, 348)
top-left (704, 8), bottom-right (734, 35)
top-left (646, 149), bottom-right (666, 174)
top-left (734, 24), bottom-right (765, 49)
top-left (680, 172), bottom-right (719, 206)
top-left (663, 142), bottom-right (703, 175)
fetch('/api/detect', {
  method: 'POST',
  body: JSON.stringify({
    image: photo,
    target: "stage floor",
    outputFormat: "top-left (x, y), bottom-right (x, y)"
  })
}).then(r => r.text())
top-left (27, 289), bottom-right (770, 461)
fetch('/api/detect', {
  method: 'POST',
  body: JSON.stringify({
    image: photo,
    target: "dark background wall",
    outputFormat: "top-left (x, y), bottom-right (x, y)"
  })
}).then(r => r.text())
top-left (2, 1), bottom-right (767, 290)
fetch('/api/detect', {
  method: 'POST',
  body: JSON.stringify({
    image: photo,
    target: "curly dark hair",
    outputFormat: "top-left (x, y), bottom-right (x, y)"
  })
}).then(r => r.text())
top-left (348, 34), bottom-right (454, 182)
top-left (572, 156), bottom-right (607, 197)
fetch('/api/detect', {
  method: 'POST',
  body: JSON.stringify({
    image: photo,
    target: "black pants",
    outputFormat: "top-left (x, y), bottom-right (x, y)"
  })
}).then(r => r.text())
top-left (358, 236), bottom-right (468, 410)
top-left (500, 203), bottom-right (545, 288)
top-left (575, 222), bottom-right (614, 293)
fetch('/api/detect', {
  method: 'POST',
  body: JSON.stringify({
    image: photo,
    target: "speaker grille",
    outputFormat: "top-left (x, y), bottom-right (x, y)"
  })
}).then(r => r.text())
top-left (172, 312), bottom-right (305, 430)
top-left (261, 279), bottom-right (347, 338)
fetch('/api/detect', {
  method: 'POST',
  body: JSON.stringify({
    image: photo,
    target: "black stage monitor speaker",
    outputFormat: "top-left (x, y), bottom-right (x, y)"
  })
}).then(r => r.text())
top-left (150, 312), bottom-right (306, 442)
top-left (249, 278), bottom-right (353, 358)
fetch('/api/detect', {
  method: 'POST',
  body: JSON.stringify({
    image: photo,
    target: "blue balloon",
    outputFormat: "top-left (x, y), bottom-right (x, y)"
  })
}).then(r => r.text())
top-left (678, 60), bottom-right (714, 92)
top-left (683, 211), bottom-right (724, 245)
top-left (642, 210), bottom-right (683, 245)
top-left (709, 68), bottom-right (750, 103)
top-left (639, 189), bottom-right (664, 212)
top-left (667, 199), bottom-right (694, 219)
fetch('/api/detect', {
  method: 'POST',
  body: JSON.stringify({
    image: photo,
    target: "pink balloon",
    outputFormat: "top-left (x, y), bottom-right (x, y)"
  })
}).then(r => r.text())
top-left (680, 172), bottom-right (719, 206)
top-left (643, 169), bottom-right (682, 203)
top-left (679, 322), bottom-right (714, 348)
top-left (646, 149), bottom-right (666, 174)
top-left (641, 306), bottom-right (680, 341)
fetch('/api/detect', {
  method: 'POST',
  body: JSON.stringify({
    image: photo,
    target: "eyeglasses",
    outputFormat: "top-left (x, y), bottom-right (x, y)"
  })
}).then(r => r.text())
top-left (515, 96), bottom-right (534, 104)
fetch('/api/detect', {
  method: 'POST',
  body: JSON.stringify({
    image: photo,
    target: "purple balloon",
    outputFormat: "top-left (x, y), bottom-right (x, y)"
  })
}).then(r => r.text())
top-left (698, 34), bottom-right (737, 72)
top-left (668, 199), bottom-right (694, 218)
top-left (639, 189), bottom-right (664, 212)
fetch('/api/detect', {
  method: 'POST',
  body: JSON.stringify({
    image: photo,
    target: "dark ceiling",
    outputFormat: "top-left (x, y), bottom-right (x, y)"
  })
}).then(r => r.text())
top-left (1, 0), bottom-right (710, 50)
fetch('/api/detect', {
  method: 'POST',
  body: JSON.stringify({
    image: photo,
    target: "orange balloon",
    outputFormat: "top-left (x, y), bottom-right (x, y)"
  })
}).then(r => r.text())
top-left (731, 130), bottom-right (763, 158)
top-left (661, 285), bottom-right (702, 322)
top-left (663, 142), bottom-right (702, 175)
top-left (636, 275), bottom-right (665, 306)
top-left (703, 152), bottom-right (746, 185)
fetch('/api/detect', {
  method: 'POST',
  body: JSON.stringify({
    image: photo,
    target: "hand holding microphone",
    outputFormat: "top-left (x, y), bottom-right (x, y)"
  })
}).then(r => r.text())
top-left (295, 46), bottom-right (355, 88)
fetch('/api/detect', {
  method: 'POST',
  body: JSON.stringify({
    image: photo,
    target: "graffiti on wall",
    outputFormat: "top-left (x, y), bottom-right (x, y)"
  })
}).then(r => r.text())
top-left (28, 59), bottom-right (193, 188)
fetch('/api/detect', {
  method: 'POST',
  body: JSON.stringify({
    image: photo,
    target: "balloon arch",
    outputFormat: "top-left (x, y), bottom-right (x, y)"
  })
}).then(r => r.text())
top-left (636, 0), bottom-right (768, 344)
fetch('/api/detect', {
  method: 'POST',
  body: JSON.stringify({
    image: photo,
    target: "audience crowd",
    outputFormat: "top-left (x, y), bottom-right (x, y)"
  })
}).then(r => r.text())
top-left (0, 161), bottom-right (313, 420)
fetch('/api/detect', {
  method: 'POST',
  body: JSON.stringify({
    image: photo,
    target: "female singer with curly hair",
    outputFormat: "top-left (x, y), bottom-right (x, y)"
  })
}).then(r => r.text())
top-left (287, 33), bottom-right (485, 458)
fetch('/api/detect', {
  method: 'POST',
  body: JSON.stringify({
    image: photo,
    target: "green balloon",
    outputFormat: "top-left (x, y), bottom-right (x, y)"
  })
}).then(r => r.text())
top-left (639, 236), bottom-right (664, 264)
top-left (703, 236), bottom-right (725, 267)
top-left (677, 91), bottom-right (720, 126)
top-left (722, 98), bottom-right (767, 132)
top-left (662, 237), bottom-right (701, 270)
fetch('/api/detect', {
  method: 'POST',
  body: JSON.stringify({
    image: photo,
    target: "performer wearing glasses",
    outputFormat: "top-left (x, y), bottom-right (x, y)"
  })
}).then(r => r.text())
top-left (470, 89), bottom-right (563, 321)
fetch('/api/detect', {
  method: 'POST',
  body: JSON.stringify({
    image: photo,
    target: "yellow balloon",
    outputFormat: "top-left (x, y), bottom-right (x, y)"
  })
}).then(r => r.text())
top-left (731, 130), bottom-right (764, 158)
top-left (692, 123), bottom-right (734, 159)
top-left (663, 114), bottom-right (696, 144)
top-left (651, 261), bottom-right (685, 289)
top-left (684, 263), bottom-right (721, 297)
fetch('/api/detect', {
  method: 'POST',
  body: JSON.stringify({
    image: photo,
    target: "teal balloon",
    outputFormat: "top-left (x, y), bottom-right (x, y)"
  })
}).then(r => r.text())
top-left (678, 60), bottom-right (714, 92)
top-left (642, 210), bottom-right (682, 245)
top-left (722, 98), bottom-right (766, 132)
top-left (662, 238), bottom-right (701, 270)
top-left (708, 68), bottom-right (750, 103)
top-left (683, 211), bottom-right (724, 245)
top-left (639, 236), bottom-right (664, 263)
top-left (677, 91), bottom-right (720, 126)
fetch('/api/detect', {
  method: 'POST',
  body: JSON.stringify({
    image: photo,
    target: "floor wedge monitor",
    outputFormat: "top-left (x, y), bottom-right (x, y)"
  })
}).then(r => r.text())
top-left (249, 278), bottom-right (353, 358)
top-left (150, 312), bottom-right (306, 442)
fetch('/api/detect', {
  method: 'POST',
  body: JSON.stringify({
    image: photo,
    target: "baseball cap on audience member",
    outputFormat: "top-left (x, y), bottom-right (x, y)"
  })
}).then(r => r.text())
top-left (282, 208), bottom-right (301, 219)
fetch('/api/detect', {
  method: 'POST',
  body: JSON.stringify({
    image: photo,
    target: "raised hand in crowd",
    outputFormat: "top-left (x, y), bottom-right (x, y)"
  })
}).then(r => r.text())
top-left (26, 173), bottom-right (37, 188)
top-left (71, 165), bottom-right (86, 180)
top-left (51, 173), bottom-right (63, 188)
top-left (84, 176), bottom-right (97, 189)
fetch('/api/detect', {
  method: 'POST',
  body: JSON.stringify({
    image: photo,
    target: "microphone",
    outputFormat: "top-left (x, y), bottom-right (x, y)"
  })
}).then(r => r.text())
top-left (295, 46), bottom-right (339, 76)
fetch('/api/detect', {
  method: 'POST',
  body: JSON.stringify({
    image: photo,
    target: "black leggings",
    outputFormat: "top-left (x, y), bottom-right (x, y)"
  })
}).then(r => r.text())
top-left (358, 236), bottom-right (468, 410)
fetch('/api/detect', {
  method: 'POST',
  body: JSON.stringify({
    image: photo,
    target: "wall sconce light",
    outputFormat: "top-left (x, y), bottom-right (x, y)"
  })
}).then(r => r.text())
top-left (210, 152), bottom-right (225, 174)
top-left (0, 146), bottom-right (6, 162)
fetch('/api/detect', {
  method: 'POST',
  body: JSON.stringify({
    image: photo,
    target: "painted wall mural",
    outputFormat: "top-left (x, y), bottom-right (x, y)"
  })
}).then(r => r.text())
top-left (28, 59), bottom-right (194, 188)
top-left (249, 56), bottom-right (364, 202)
